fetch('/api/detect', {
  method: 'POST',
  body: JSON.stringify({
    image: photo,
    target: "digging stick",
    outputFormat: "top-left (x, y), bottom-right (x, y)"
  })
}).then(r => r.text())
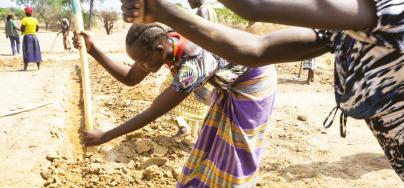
top-left (71, 0), bottom-right (94, 132)
top-left (0, 101), bottom-right (53, 118)
top-left (298, 61), bottom-right (303, 78)
top-left (50, 34), bottom-right (59, 52)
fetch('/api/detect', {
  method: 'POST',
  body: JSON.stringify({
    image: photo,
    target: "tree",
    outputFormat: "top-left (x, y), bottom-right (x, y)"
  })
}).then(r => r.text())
top-left (13, 0), bottom-right (33, 6)
top-left (13, 0), bottom-right (70, 31)
top-left (86, 0), bottom-right (104, 30)
top-left (34, 0), bottom-right (65, 30)
top-left (99, 11), bottom-right (117, 35)
top-left (214, 7), bottom-right (248, 26)
top-left (88, 0), bottom-right (94, 30)
top-left (0, 8), bottom-right (25, 20)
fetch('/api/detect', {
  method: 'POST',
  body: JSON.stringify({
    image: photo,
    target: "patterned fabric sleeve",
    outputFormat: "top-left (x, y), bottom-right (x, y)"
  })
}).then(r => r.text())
top-left (370, 0), bottom-right (404, 50)
top-left (171, 50), bottom-right (219, 93)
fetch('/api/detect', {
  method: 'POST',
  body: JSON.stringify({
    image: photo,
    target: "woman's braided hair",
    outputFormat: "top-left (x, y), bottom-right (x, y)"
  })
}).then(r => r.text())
top-left (126, 24), bottom-right (169, 51)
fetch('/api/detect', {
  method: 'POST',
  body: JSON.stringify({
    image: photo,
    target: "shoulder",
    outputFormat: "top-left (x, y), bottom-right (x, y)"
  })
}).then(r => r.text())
top-left (373, 0), bottom-right (403, 33)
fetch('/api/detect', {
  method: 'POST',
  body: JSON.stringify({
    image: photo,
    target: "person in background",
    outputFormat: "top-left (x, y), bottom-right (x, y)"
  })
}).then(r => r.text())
top-left (5, 14), bottom-right (20, 56)
top-left (21, 7), bottom-right (41, 71)
top-left (188, 0), bottom-right (218, 22)
top-left (57, 18), bottom-right (71, 51)
top-left (302, 58), bottom-right (316, 84)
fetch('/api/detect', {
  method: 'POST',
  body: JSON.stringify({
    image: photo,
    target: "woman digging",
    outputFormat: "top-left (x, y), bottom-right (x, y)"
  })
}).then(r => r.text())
top-left (74, 24), bottom-right (277, 187)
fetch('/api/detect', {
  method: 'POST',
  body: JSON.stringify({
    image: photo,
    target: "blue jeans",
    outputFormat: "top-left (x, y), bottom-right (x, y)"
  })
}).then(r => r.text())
top-left (9, 36), bottom-right (21, 55)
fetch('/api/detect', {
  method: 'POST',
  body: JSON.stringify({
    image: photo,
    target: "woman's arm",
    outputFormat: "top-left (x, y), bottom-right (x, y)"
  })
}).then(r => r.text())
top-left (121, 1), bottom-right (329, 67)
top-left (90, 45), bottom-right (149, 86)
top-left (83, 87), bottom-right (189, 146)
top-left (73, 31), bottom-right (149, 86)
top-left (160, 7), bottom-right (331, 66)
top-left (219, 0), bottom-right (377, 30)
top-left (12, 21), bottom-right (20, 31)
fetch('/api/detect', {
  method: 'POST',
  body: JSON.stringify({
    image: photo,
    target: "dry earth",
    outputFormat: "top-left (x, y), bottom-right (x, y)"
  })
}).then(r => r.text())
top-left (0, 30), bottom-right (402, 188)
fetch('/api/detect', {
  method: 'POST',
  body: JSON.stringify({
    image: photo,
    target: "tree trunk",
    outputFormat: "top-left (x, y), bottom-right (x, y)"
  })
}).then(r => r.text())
top-left (45, 22), bottom-right (49, 31)
top-left (104, 20), bottom-right (109, 35)
top-left (88, 0), bottom-right (94, 30)
top-left (108, 23), bottom-right (113, 35)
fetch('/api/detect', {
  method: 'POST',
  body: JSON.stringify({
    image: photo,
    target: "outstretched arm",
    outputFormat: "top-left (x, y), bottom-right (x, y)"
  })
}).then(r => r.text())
top-left (161, 13), bottom-right (329, 67)
top-left (73, 31), bottom-right (149, 86)
top-left (121, 1), bottom-right (329, 67)
top-left (218, 0), bottom-right (377, 30)
top-left (83, 87), bottom-right (189, 146)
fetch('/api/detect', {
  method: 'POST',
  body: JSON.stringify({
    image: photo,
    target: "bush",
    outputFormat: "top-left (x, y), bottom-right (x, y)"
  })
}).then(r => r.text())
top-left (214, 8), bottom-right (248, 26)
top-left (0, 8), bottom-right (25, 21)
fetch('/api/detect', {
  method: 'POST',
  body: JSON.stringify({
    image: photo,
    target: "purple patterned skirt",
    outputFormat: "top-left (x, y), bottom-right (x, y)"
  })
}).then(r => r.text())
top-left (177, 65), bottom-right (277, 187)
top-left (22, 34), bottom-right (42, 63)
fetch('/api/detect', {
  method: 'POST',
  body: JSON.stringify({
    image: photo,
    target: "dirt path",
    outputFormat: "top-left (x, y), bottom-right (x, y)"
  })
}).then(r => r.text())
top-left (0, 57), bottom-right (74, 187)
top-left (0, 31), bottom-right (402, 187)
top-left (258, 63), bottom-right (403, 187)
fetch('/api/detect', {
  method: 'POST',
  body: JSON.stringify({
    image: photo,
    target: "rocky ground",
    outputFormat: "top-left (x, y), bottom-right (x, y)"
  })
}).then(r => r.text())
top-left (0, 30), bottom-right (402, 188)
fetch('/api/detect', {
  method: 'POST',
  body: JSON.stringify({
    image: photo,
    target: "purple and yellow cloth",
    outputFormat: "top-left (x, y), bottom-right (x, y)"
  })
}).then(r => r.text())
top-left (167, 47), bottom-right (277, 187)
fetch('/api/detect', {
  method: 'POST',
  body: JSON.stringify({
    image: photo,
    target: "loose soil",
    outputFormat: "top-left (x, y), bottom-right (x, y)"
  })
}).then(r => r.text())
top-left (0, 31), bottom-right (402, 188)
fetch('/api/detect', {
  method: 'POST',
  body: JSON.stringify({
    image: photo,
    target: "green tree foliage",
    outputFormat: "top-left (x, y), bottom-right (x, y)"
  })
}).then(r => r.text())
top-left (35, 0), bottom-right (70, 30)
top-left (12, 0), bottom-right (71, 30)
top-left (0, 8), bottom-right (25, 21)
top-left (214, 7), bottom-right (248, 25)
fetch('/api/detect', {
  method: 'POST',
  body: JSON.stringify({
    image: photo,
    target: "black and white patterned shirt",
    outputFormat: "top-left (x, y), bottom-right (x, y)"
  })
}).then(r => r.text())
top-left (316, 0), bottom-right (403, 119)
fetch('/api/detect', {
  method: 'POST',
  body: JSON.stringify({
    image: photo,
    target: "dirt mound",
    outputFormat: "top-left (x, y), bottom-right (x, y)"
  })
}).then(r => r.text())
top-left (1, 30), bottom-right (401, 188)
top-left (42, 152), bottom-right (172, 188)
top-left (42, 61), bottom-right (192, 187)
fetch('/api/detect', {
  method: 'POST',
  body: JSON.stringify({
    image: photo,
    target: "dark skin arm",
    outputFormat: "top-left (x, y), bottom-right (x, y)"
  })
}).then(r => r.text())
top-left (11, 21), bottom-right (20, 31)
top-left (157, 17), bottom-right (329, 67)
top-left (73, 31), bottom-right (149, 86)
top-left (218, 0), bottom-right (378, 30)
top-left (122, 0), bottom-right (328, 67)
top-left (120, 0), bottom-right (378, 66)
top-left (83, 87), bottom-right (189, 146)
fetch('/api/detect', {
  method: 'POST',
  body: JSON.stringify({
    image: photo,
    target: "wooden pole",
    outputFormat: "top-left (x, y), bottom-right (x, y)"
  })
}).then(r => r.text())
top-left (298, 61), bottom-right (303, 78)
top-left (71, 0), bottom-right (94, 131)
top-left (0, 101), bottom-right (53, 118)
